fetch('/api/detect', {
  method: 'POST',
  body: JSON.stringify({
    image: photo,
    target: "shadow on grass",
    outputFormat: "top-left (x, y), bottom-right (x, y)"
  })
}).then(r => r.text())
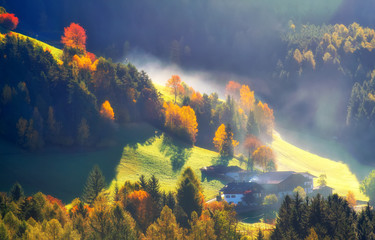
top-left (211, 156), bottom-right (231, 166)
top-left (160, 134), bottom-right (192, 172)
top-left (0, 122), bottom-right (159, 203)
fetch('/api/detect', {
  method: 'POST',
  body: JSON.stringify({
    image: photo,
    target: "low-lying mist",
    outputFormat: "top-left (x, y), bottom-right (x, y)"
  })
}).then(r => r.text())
top-left (126, 50), bottom-right (272, 100)
top-left (125, 51), bottom-right (374, 179)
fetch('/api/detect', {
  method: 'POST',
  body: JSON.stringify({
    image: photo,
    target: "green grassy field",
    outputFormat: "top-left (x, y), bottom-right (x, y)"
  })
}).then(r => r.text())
top-left (272, 131), bottom-right (368, 201)
top-left (14, 32), bottom-right (63, 60)
top-left (109, 132), bottom-right (241, 200)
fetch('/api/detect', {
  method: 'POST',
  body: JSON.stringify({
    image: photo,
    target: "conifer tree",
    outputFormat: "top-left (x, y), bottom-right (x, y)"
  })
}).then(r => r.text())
top-left (146, 206), bottom-right (183, 240)
top-left (176, 167), bottom-right (203, 226)
top-left (82, 165), bottom-right (106, 204)
top-left (247, 110), bottom-right (260, 136)
top-left (220, 123), bottom-right (234, 158)
top-left (148, 175), bottom-right (161, 203)
top-left (138, 175), bottom-right (148, 190)
top-left (9, 182), bottom-right (24, 201)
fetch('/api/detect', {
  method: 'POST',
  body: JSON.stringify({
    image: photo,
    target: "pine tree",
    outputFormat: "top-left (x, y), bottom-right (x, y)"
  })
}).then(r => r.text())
top-left (176, 168), bottom-right (203, 226)
top-left (148, 175), bottom-right (161, 203)
top-left (0, 223), bottom-right (10, 240)
top-left (9, 182), bottom-right (24, 201)
top-left (220, 123), bottom-right (234, 158)
top-left (82, 165), bottom-right (106, 204)
top-left (138, 175), bottom-right (148, 190)
top-left (247, 110), bottom-right (260, 136)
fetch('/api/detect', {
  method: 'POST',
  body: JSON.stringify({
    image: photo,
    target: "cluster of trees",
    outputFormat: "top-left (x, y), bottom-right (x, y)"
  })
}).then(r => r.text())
top-left (0, 167), bottom-right (245, 239)
top-left (164, 78), bottom-right (276, 169)
top-left (0, 21), bottom-right (163, 150)
top-left (286, 22), bottom-right (375, 73)
top-left (271, 193), bottom-right (375, 239)
top-left (274, 21), bottom-right (375, 164)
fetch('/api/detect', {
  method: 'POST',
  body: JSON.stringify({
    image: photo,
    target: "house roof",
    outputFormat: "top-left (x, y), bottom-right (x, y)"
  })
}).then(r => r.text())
top-left (251, 171), bottom-right (297, 185)
top-left (301, 172), bottom-right (317, 178)
top-left (220, 182), bottom-right (263, 194)
top-left (200, 165), bottom-right (244, 174)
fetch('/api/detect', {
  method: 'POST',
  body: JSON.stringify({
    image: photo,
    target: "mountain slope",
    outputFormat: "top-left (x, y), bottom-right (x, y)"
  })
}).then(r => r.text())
top-left (272, 131), bottom-right (368, 201)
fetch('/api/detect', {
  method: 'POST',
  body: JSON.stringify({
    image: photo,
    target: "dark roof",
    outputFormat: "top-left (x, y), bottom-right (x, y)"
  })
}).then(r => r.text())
top-left (200, 165), bottom-right (244, 174)
top-left (301, 172), bottom-right (317, 178)
top-left (220, 182), bottom-right (263, 194)
top-left (251, 171), bottom-right (297, 185)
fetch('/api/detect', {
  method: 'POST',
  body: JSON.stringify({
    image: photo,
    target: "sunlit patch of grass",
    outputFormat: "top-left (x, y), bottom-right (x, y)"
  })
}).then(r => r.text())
top-left (154, 83), bottom-right (183, 104)
top-left (238, 222), bottom-right (274, 239)
top-left (108, 133), bottom-right (241, 200)
top-left (13, 32), bottom-right (63, 60)
top-left (271, 131), bottom-right (368, 201)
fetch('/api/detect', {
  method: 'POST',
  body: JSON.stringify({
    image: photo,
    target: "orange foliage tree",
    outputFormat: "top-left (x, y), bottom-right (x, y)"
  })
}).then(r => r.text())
top-left (255, 101), bottom-right (274, 137)
top-left (244, 136), bottom-right (262, 158)
top-left (346, 191), bottom-right (356, 208)
top-left (240, 85), bottom-right (255, 113)
top-left (61, 23), bottom-right (87, 51)
top-left (72, 54), bottom-right (98, 71)
top-left (190, 91), bottom-right (203, 109)
top-left (226, 81), bottom-right (241, 99)
top-left (252, 146), bottom-right (276, 172)
top-left (213, 124), bottom-right (239, 152)
top-left (0, 13), bottom-right (19, 30)
top-left (164, 102), bottom-right (198, 143)
top-left (166, 75), bottom-right (184, 103)
top-left (100, 100), bottom-right (115, 121)
top-left (127, 190), bottom-right (154, 231)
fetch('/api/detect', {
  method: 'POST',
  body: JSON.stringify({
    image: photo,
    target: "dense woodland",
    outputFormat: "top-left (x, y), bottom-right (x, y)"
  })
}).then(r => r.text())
top-left (1, 167), bottom-right (375, 239)
top-left (2, 3), bottom-right (375, 240)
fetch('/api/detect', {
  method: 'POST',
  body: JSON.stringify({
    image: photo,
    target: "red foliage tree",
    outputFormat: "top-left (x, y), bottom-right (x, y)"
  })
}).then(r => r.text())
top-left (61, 23), bottom-right (87, 51)
top-left (0, 13), bottom-right (19, 30)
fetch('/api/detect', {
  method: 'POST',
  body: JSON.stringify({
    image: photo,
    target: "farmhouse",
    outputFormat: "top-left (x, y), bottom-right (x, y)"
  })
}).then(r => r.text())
top-left (251, 171), bottom-right (315, 198)
top-left (220, 182), bottom-right (263, 205)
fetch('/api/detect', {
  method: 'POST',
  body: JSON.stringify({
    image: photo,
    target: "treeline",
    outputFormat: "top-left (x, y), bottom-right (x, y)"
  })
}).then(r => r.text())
top-left (271, 193), bottom-right (375, 240)
top-left (0, 167), bottom-right (244, 240)
top-left (275, 22), bottom-right (375, 163)
top-left (0, 21), bottom-right (163, 150)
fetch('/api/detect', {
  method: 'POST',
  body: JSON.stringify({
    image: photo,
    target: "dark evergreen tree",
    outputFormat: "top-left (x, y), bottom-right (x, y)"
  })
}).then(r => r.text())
top-left (247, 110), bottom-right (260, 136)
top-left (110, 204), bottom-right (137, 240)
top-left (176, 167), bottom-right (203, 227)
top-left (138, 175), bottom-right (148, 191)
top-left (147, 175), bottom-right (161, 203)
top-left (9, 182), bottom-right (24, 201)
top-left (220, 123), bottom-right (234, 158)
top-left (82, 165), bottom-right (106, 204)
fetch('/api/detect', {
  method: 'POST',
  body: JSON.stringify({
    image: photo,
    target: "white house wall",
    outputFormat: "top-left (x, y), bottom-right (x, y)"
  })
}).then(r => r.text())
top-left (224, 194), bottom-right (243, 204)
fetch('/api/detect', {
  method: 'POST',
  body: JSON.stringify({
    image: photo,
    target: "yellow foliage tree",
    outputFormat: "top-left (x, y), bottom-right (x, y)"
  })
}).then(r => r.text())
top-left (166, 75), bottom-right (184, 103)
top-left (164, 102), bottom-right (198, 143)
top-left (72, 54), bottom-right (98, 71)
top-left (213, 123), bottom-right (239, 152)
top-left (346, 190), bottom-right (356, 208)
top-left (252, 146), bottom-right (276, 172)
top-left (254, 101), bottom-right (274, 137)
top-left (293, 49), bottom-right (303, 64)
top-left (100, 100), bottom-right (115, 121)
top-left (303, 50), bottom-right (316, 70)
top-left (240, 85), bottom-right (255, 113)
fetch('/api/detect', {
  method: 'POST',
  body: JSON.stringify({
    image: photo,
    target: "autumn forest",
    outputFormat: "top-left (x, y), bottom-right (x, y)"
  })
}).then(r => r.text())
top-left (1, 0), bottom-right (375, 239)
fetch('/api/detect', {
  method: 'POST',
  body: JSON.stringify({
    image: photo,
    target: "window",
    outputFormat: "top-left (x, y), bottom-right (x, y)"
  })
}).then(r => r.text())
top-left (231, 195), bottom-right (236, 198)
top-left (226, 195), bottom-right (231, 198)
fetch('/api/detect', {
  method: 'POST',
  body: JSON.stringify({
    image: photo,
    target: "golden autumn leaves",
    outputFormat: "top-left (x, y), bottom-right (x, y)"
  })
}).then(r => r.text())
top-left (164, 102), bottom-right (198, 143)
